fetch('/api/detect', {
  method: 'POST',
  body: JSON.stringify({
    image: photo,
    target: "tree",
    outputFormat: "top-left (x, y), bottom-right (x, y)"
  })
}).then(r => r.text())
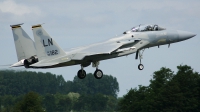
top-left (74, 93), bottom-right (108, 111)
top-left (14, 91), bottom-right (44, 112)
top-left (106, 95), bottom-right (118, 111)
top-left (0, 70), bottom-right (119, 98)
top-left (72, 73), bottom-right (119, 97)
top-left (53, 93), bottom-right (75, 111)
top-left (0, 70), bottom-right (120, 111)
top-left (118, 65), bottom-right (200, 112)
top-left (43, 94), bottom-right (56, 112)
top-left (0, 70), bottom-right (68, 95)
top-left (1, 95), bottom-right (15, 112)
top-left (56, 97), bottom-right (72, 112)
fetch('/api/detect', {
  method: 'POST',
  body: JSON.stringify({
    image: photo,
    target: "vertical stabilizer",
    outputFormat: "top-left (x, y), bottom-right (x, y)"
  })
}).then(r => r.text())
top-left (10, 23), bottom-right (36, 61)
top-left (32, 24), bottom-right (66, 61)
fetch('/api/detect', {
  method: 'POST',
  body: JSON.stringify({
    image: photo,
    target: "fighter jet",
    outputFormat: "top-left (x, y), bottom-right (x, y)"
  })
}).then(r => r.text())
top-left (10, 23), bottom-right (196, 79)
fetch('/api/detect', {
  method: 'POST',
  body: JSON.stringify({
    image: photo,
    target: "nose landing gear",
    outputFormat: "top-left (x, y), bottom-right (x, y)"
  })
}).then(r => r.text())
top-left (138, 64), bottom-right (144, 70)
top-left (136, 49), bottom-right (145, 70)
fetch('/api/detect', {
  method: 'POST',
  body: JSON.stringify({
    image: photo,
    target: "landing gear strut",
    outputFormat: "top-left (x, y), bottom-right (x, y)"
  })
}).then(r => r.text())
top-left (77, 66), bottom-right (86, 79)
top-left (136, 49), bottom-right (145, 70)
top-left (92, 61), bottom-right (103, 79)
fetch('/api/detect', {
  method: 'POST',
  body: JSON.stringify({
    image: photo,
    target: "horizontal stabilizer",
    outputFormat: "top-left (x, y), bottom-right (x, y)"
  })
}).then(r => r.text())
top-left (11, 60), bottom-right (24, 67)
top-left (30, 61), bottom-right (59, 67)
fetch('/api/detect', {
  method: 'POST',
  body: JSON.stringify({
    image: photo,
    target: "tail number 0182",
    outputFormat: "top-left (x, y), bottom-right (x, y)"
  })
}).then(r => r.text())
top-left (47, 50), bottom-right (58, 56)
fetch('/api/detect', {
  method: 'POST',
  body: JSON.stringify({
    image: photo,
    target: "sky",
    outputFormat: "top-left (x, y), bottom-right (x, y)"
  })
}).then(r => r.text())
top-left (0, 0), bottom-right (200, 97)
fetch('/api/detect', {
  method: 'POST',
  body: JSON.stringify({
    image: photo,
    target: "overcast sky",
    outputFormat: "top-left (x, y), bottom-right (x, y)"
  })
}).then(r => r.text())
top-left (0, 0), bottom-right (200, 97)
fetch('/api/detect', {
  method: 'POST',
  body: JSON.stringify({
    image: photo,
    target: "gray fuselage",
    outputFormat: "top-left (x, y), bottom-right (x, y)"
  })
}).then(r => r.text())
top-left (55, 29), bottom-right (195, 68)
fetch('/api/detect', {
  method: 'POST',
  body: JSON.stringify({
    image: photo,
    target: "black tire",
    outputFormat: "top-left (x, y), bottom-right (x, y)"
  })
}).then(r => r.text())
top-left (24, 60), bottom-right (29, 68)
top-left (138, 64), bottom-right (144, 70)
top-left (77, 69), bottom-right (86, 79)
top-left (94, 69), bottom-right (103, 79)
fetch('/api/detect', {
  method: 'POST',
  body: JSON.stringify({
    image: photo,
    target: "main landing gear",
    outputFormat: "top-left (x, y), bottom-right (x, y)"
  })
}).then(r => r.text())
top-left (136, 49), bottom-right (145, 70)
top-left (77, 66), bottom-right (86, 79)
top-left (77, 61), bottom-right (103, 79)
top-left (93, 61), bottom-right (103, 79)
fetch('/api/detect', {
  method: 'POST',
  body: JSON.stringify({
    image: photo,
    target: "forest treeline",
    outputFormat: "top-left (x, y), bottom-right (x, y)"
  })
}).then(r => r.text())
top-left (0, 70), bottom-right (119, 97)
top-left (0, 70), bottom-right (119, 111)
top-left (0, 65), bottom-right (200, 111)
top-left (118, 65), bottom-right (200, 111)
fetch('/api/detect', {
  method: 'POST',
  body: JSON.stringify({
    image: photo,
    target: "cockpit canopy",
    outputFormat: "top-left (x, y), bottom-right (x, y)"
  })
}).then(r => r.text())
top-left (123, 24), bottom-right (166, 34)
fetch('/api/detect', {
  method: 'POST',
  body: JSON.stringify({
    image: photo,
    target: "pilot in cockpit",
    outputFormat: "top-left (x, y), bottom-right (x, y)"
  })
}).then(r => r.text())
top-left (143, 24), bottom-right (165, 31)
top-left (123, 24), bottom-right (165, 34)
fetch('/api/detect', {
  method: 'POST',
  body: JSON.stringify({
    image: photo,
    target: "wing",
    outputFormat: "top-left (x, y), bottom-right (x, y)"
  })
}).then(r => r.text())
top-left (71, 39), bottom-right (149, 60)
top-left (70, 39), bottom-right (141, 60)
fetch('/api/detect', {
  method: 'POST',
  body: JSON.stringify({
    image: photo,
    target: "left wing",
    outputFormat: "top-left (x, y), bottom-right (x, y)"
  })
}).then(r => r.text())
top-left (68, 40), bottom-right (150, 62)
top-left (69, 39), bottom-right (138, 60)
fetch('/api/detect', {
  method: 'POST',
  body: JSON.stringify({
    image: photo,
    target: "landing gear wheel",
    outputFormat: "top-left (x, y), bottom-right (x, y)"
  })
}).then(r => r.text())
top-left (77, 69), bottom-right (86, 79)
top-left (94, 69), bottom-right (103, 79)
top-left (24, 59), bottom-right (29, 68)
top-left (138, 64), bottom-right (144, 70)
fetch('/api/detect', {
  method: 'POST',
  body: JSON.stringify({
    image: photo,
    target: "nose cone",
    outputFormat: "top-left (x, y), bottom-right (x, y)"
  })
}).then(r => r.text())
top-left (177, 30), bottom-right (196, 41)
